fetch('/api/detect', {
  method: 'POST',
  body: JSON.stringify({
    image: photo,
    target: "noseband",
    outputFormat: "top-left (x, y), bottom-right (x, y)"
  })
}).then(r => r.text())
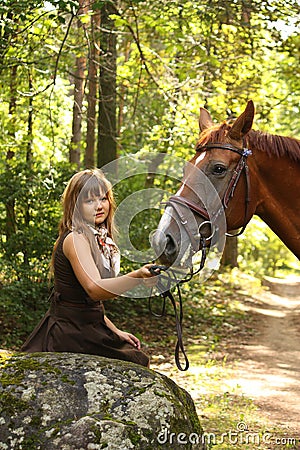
top-left (166, 142), bottom-right (252, 239)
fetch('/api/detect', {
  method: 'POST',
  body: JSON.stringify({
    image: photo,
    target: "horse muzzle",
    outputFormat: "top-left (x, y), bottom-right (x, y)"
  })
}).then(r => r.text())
top-left (151, 226), bottom-right (178, 266)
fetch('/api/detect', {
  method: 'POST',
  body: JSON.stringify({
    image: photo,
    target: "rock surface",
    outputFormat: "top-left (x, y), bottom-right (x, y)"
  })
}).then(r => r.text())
top-left (0, 351), bottom-right (204, 449)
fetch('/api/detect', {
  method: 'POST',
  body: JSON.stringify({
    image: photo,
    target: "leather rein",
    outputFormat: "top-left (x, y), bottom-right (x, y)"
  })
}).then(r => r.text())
top-left (149, 142), bottom-right (252, 371)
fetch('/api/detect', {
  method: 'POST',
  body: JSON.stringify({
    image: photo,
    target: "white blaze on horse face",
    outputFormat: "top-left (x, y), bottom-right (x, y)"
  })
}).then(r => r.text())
top-left (177, 153), bottom-right (206, 196)
top-left (195, 151), bottom-right (206, 166)
top-left (177, 152), bottom-right (207, 200)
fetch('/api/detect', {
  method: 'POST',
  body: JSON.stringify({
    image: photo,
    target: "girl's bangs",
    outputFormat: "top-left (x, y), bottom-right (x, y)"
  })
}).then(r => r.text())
top-left (81, 176), bottom-right (107, 199)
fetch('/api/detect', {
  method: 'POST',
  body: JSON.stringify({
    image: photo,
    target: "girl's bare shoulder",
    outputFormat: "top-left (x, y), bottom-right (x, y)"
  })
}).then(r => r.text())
top-left (63, 230), bottom-right (90, 255)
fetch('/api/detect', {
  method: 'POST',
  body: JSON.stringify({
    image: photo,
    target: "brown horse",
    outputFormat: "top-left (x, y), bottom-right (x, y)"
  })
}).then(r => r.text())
top-left (152, 100), bottom-right (300, 266)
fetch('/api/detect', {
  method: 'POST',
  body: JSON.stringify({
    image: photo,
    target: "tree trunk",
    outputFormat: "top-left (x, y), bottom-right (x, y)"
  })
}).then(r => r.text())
top-left (117, 38), bottom-right (130, 139)
top-left (97, 1), bottom-right (117, 168)
top-left (24, 70), bottom-right (34, 267)
top-left (69, 0), bottom-right (88, 168)
top-left (70, 55), bottom-right (86, 168)
top-left (221, 235), bottom-right (238, 268)
top-left (5, 65), bottom-right (18, 239)
top-left (85, 10), bottom-right (100, 169)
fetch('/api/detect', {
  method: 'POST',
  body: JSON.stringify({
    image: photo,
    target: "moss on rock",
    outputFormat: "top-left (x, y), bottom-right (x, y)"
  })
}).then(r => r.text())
top-left (0, 351), bottom-right (204, 449)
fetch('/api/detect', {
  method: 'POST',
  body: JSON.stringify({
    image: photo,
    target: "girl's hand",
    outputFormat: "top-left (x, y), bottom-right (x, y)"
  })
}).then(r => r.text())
top-left (131, 264), bottom-right (159, 287)
top-left (117, 330), bottom-right (141, 350)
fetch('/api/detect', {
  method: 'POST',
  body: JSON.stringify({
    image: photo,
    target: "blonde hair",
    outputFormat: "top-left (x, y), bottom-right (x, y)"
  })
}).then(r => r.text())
top-left (50, 168), bottom-right (117, 275)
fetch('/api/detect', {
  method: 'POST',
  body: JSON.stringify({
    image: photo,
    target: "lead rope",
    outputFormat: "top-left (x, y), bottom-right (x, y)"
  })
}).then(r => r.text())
top-left (148, 237), bottom-right (207, 371)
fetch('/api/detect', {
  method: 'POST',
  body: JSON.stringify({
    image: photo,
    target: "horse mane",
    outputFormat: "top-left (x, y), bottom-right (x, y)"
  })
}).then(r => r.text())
top-left (197, 122), bottom-right (300, 162)
top-left (247, 129), bottom-right (300, 162)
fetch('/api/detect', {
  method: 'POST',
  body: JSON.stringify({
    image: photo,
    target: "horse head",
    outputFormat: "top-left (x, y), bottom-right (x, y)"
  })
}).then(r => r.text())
top-left (152, 100), bottom-right (257, 267)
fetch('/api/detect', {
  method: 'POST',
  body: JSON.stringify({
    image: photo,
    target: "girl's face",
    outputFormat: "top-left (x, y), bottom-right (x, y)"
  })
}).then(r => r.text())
top-left (81, 191), bottom-right (110, 227)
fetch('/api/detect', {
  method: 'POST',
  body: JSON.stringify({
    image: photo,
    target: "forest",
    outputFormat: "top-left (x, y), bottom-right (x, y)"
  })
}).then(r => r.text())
top-left (1, 0), bottom-right (299, 348)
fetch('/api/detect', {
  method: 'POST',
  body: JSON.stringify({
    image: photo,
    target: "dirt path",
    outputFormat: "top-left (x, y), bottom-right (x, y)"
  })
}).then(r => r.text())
top-left (152, 281), bottom-right (300, 439)
top-left (225, 288), bottom-right (300, 434)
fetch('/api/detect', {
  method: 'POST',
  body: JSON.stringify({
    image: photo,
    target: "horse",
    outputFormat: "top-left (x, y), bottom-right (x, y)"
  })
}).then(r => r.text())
top-left (152, 100), bottom-right (300, 267)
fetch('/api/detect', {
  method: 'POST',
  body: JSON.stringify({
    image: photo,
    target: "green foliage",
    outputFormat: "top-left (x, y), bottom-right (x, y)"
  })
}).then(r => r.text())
top-left (238, 217), bottom-right (300, 277)
top-left (0, 277), bottom-right (50, 349)
top-left (0, 161), bottom-right (75, 278)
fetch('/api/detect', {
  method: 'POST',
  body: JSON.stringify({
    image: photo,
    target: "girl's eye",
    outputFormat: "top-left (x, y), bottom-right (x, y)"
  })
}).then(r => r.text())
top-left (85, 196), bottom-right (108, 204)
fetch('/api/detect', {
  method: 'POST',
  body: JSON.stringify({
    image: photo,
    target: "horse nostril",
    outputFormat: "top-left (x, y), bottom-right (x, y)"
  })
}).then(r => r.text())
top-left (150, 229), bottom-right (167, 258)
top-left (150, 229), bottom-right (178, 265)
top-left (165, 234), bottom-right (177, 257)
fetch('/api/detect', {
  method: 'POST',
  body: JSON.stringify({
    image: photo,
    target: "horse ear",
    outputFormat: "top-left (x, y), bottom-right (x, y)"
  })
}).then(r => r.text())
top-left (199, 107), bottom-right (214, 131)
top-left (228, 100), bottom-right (255, 141)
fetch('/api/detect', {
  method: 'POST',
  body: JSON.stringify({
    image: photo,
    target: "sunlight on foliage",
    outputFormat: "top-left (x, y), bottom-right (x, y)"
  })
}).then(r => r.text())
top-left (238, 217), bottom-right (300, 278)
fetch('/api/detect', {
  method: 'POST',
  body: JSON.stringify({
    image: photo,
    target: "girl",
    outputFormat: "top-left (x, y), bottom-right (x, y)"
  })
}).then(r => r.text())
top-left (21, 169), bottom-right (157, 367)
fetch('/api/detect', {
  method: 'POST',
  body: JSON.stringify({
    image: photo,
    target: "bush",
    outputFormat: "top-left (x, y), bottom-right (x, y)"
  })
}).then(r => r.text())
top-left (0, 278), bottom-right (50, 349)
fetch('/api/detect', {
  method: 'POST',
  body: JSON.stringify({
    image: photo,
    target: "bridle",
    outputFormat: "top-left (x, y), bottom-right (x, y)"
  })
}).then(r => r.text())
top-left (167, 142), bottom-right (252, 238)
top-left (149, 142), bottom-right (252, 371)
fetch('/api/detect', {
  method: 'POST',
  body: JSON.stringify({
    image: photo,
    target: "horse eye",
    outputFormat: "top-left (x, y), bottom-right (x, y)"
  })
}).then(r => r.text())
top-left (212, 164), bottom-right (227, 176)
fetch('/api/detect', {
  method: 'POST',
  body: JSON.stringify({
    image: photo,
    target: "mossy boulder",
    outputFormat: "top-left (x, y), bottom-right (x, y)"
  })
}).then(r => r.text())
top-left (0, 351), bottom-right (204, 449)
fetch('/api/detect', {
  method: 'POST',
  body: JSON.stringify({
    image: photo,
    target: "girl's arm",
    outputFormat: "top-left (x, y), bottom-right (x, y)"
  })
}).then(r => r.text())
top-left (104, 315), bottom-right (141, 349)
top-left (63, 231), bottom-right (156, 301)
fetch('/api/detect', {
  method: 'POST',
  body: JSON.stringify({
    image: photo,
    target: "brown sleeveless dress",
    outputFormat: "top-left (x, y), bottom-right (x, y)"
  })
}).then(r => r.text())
top-left (20, 232), bottom-right (149, 367)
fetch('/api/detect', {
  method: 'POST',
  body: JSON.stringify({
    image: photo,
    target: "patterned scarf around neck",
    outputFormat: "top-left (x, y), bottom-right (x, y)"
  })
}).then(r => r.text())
top-left (89, 224), bottom-right (120, 277)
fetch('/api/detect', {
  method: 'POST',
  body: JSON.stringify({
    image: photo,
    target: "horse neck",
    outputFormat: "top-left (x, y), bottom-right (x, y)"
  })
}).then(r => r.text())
top-left (249, 148), bottom-right (300, 259)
